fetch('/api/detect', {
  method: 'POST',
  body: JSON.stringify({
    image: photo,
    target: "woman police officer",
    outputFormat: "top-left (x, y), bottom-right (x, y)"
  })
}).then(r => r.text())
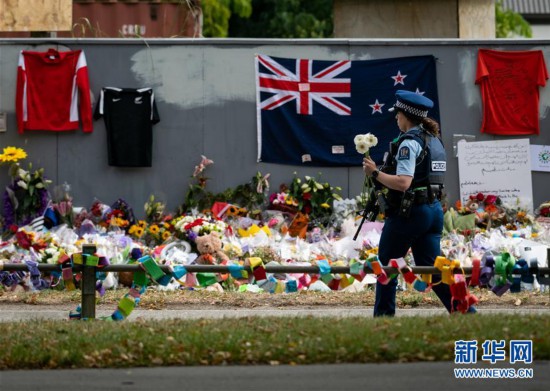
top-left (362, 90), bottom-right (476, 316)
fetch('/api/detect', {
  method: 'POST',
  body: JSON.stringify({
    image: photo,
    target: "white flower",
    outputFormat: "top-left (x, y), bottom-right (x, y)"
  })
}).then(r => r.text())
top-left (354, 134), bottom-right (366, 145)
top-left (365, 133), bottom-right (378, 148)
top-left (355, 141), bottom-right (369, 154)
top-left (35, 183), bottom-right (44, 189)
top-left (17, 180), bottom-right (28, 189)
top-left (315, 182), bottom-right (324, 190)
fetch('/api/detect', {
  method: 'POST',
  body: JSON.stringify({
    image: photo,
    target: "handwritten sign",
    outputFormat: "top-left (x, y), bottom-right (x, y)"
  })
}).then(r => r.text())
top-left (457, 138), bottom-right (533, 212)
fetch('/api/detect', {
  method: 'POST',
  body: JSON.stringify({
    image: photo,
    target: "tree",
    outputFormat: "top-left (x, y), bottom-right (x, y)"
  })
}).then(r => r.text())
top-left (495, 0), bottom-right (532, 38)
top-left (228, 0), bottom-right (333, 38)
top-left (201, 0), bottom-right (252, 37)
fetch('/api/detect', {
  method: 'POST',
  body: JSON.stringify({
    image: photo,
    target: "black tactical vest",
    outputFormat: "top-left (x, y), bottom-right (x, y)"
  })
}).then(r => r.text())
top-left (383, 126), bottom-right (446, 200)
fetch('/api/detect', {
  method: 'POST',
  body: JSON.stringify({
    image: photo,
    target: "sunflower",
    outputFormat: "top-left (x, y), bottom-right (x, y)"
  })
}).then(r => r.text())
top-left (149, 224), bottom-right (160, 234)
top-left (226, 205), bottom-right (239, 216)
top-left (0, 146), bottom-right (27, 163)
top-left (138, 220), bottom-right (147, 229)
top-left (134, 227), bottom-right (144, 237)
top-left (162, 231), bottom-right (171, 241)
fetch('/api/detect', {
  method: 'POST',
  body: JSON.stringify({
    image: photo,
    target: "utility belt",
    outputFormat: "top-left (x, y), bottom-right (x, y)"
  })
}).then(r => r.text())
top-left (385, 185), bottom-right (443, 218)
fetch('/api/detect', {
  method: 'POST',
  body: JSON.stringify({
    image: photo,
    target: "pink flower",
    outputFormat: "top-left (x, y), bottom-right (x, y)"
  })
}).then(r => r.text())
top-left (484, 195), bottom-right (497, 205)
top-left (193, 155), bottom-right (214, 177)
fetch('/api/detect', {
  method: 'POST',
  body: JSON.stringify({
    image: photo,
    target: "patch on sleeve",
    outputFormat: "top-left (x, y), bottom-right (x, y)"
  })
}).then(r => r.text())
top-left (397, 146), bottom-right (410, 160)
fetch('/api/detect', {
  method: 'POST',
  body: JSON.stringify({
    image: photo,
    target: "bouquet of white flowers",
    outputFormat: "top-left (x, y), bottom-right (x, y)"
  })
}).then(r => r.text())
top-left (354, 133), bottom-right (378, 210)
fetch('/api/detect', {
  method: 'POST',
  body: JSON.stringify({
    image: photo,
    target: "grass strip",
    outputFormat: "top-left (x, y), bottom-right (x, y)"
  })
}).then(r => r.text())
top-left (0, 314), bottom-right (548, 369)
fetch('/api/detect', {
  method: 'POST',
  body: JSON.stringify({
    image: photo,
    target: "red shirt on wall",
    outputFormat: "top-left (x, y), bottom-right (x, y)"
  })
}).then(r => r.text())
top-left (476, 49), bottom-right (548, 135)
top-left (16, 49), bottom-right (93, 134)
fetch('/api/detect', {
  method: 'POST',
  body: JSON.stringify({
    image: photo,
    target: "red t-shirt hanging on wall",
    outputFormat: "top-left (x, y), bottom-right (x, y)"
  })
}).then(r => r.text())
top-left (476, 49), bottom-right (548, 135)
top-left (16, 49), bottom-right (93, 134)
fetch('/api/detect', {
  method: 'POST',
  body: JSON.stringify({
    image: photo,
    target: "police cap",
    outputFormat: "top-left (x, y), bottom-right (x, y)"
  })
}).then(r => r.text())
top-left (388, 90), bottom-right (434, 118)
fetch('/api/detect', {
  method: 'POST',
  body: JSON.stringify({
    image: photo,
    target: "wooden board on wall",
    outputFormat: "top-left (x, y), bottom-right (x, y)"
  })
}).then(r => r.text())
top-left (0, 0), bottom-right (72, 32)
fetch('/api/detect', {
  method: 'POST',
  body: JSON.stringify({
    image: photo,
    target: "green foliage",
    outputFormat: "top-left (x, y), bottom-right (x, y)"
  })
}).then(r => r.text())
top-left (202, 0), bottom-right (253, 37)
top-left (180, 172), bottom-right (269, 215)
top-left (285, 173), bottom-right (343, 227)
top-left (495, 0), bottom-right (532, 38)
top-left (229, 0), bottom-right (333, 38)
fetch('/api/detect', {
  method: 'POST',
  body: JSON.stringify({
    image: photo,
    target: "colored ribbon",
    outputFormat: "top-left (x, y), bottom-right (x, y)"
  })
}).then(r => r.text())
top-left (470, 259), bottom-right (481, 287)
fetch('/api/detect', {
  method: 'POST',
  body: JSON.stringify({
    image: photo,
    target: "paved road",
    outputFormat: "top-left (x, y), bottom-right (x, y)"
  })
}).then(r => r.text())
top-left (0, 362), bottom-right (548, 390)
top-left (0, 306), bottom-right (548, 322)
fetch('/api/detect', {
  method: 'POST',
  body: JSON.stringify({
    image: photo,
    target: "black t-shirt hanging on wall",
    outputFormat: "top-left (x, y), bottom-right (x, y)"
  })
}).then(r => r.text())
top-left (94, 87), bottom-right (160, 167)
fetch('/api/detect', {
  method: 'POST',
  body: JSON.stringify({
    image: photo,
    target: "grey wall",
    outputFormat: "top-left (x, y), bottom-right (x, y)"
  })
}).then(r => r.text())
top-left (0, 38), bottom-right (549, 218)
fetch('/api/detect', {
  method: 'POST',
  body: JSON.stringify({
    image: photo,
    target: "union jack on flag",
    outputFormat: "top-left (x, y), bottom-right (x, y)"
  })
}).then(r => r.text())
top-left (256, 54), bottom-right (440, 166)
top-left (257, 54), bottom-right (351, 115)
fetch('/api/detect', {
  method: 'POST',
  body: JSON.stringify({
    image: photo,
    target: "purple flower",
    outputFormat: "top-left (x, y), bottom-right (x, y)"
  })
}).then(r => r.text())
top-left (187, 231), bottom-right (198, 241)
top-left (130, 248), bottom-right (143, 260)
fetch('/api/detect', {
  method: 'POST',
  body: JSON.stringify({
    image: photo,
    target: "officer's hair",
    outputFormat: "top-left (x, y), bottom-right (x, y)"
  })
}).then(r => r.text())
top-left (420, 117), bottom-right (440, 136)
top-left (401, 110), bottom-right (440, 136)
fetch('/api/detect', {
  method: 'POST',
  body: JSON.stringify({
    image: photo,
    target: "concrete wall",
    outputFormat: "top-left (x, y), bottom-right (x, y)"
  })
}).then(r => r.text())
top-left (334, 0), bottom-right (495, 39)
top-left (0, 38), bottom-right (549, 218)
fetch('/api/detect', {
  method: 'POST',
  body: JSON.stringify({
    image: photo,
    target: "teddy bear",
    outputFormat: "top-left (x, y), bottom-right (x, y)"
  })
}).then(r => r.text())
top-left (194, 231), bottom-right (230, 265)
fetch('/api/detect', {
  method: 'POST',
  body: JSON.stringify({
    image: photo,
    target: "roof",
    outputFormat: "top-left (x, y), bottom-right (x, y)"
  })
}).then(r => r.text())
top-left (502, 0), bottom-right (550, 15)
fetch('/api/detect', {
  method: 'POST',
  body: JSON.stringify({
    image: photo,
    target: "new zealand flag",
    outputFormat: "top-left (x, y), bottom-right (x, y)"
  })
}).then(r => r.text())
top-left (256, 54), bottom-right (440, 166)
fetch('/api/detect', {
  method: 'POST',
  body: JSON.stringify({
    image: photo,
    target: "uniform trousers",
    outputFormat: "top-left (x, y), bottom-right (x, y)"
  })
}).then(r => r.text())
top-left (374, 200), bottom-right (454, 316)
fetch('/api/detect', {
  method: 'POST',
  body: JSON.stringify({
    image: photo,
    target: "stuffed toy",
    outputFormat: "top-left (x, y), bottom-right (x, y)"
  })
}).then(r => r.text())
top-left (195, 231), bottom-right (230, 264)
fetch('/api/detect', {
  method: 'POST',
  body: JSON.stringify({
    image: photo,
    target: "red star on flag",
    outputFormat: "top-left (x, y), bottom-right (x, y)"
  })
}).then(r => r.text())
top-left (369, 99), bottom-right (385, 114)
top-left (391, 71), bottom-right (407, 86)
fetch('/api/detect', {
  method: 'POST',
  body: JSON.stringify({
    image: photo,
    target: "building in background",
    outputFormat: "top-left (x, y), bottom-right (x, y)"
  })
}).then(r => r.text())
top-left (0, 0), bottom-right (202, 38)
top-left (333, 0), bottom-right (495, 39)
top-left (502, 0), bottom-right (550, 38)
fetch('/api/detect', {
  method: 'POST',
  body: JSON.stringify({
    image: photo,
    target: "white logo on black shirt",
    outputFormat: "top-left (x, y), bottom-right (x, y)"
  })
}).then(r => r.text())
top-left (134, 97), bottom-right (143, 104)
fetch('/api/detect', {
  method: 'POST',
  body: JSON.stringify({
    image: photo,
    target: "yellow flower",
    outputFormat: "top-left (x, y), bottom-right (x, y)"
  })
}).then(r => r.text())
top-left (0, 146), bottom-right (27, 163)
top-left (149, 224), bottom-right (160, 234)
top-left (163, 222), bottom-right (171, 229)
top-left (128, 225), bottom-right (138, 234)
top-left (138, 220), bottom-right (147, 229)
top-left (162, 231), bottom-right (171, 241)
top-left (320, 203), bottom-right (330, 209)
top-left (135, 227), bottom-right (144, 237)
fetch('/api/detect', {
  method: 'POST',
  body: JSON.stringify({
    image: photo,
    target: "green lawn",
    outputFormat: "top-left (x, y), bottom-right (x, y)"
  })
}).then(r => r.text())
top-left (0, 314), bottom-right (548, 369)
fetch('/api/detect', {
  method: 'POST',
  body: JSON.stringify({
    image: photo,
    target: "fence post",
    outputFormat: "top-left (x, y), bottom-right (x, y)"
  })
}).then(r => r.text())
top-left (81, 244), bottom-right (97, 319)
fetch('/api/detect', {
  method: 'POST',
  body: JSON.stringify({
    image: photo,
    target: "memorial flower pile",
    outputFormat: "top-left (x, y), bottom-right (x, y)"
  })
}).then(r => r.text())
top-left (0, 151), bottom-right (548, 301)
top-left (172, 215), bottom-right (228, 242)
top-left (0, 146), bottom-right (51, 228)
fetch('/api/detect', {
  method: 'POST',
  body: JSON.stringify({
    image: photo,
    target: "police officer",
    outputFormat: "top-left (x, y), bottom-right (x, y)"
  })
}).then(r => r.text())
top-left (363, 90), bottom-right (475, 316)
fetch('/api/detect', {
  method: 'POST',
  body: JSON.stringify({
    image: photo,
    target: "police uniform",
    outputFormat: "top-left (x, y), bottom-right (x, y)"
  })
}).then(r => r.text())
top-left (374, 90), bottom-right (467, 316)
